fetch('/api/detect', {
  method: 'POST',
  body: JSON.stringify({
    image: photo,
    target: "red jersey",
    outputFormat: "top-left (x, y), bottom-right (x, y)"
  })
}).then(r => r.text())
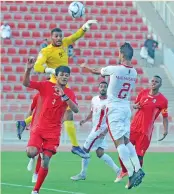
top-left (29, 80), bottom-right (77, 135)
top-left (30, 93), bottom-right (39, 111)
top-left (131, 89), bottom-right (168, 138)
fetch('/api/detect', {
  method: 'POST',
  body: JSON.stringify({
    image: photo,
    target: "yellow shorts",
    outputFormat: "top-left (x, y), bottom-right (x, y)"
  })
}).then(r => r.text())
top-left (50, 75), bottom-right (70, 110)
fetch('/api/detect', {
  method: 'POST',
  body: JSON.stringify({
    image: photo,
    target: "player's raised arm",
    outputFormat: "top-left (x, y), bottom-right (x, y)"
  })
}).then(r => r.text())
top-left (65, 20), bottom-right (98, 45)
top-left (80, 63), bottom-right (102, 75)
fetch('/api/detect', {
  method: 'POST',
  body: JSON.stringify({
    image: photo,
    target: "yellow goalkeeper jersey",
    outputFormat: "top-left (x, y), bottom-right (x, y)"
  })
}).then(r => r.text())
top-left (34, 28), bottom-right (85, 73)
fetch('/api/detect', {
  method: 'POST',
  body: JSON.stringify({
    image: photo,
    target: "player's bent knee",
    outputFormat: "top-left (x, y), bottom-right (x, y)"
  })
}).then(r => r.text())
top-left (114, 137), bottom-right (125, 148)
top-left (96, 148), bottom-right (104, 158)
top-left (26, 146), bottom-right (38, 158)
top-left (64, 109), bottom-right (73, 121)
top-left (42, 155), bottom-right (51, 168)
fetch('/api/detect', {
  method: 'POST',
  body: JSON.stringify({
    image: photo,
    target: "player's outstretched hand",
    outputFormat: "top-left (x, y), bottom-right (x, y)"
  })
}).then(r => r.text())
top-left (82, 20), bottom-right (98, 31)
top-left (53, 85), bottom-right (64, 96)
top-left (80, 63), bottom-right (86, 68)
top-left (80, 120), bottom-right (86, 126)
top-left (27, 57), bottom-right (36, 70)
top-left (158, 131), bottom-right (168, 141)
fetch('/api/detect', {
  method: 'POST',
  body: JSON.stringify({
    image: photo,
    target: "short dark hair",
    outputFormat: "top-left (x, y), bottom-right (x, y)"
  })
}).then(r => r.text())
top-left (154, 75), bottom-right (162, 83)
top-left (120, 42), bottom-right (133, 61)
top-left (51, 28), bottom-right (62, 35)
top-left (99, 81), bottom-right (108, 87)
top-left (55, 66), bottom-right (70, 76)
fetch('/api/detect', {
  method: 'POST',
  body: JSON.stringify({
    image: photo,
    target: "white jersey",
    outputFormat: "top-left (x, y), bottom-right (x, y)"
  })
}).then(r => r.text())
top-left (101, 65), bottom-right (137, 105)
top-left (91, 96), bottom-right (108, 130)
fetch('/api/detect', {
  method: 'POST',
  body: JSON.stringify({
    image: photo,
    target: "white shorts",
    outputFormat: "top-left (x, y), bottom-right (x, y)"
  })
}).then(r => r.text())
top-left (83, 126), bottom-right (108, 151)
top-left (106, 105), bottom-right (131, 140)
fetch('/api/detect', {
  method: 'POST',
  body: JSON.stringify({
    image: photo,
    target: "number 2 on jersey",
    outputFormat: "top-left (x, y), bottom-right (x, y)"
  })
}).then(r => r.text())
top-left (118, 83), bottom-right (131, 99)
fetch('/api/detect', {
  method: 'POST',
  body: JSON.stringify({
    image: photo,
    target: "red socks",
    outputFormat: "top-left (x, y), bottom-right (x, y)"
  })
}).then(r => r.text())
top-left (119, 157), bottom-right (127, 173)
top-left (34, 167), bottom-right (48, 192)
top-left (35, 155), bottom-right (41, 174)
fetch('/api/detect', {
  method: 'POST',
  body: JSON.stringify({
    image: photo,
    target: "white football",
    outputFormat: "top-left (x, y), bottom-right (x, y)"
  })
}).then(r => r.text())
top-left (68, 2), bottom-right (85, 18)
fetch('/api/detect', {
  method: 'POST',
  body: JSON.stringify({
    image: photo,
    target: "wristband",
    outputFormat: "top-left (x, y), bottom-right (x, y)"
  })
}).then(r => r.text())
top-left (61, 94), bottom-right (69, 101)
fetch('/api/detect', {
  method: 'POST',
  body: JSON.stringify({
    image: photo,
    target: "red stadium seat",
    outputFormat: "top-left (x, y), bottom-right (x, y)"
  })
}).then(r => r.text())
top-left (59, 24), bottom-right (68, 30)
top-left (1, 48), bottom-right (5, 55)
top-left (135, 87), bottom-right (144, 93)
top-left (136, 67), bottom-right (144, 75)
top-left (110, 8), bottom-right (118, 14)
top-left (115, 17), bottom-right (124, 23)
top-left (3, 39), bottom-right (12, 45)
top-left (40, 7), bottom-right (48, 13)
top-left (39, 23), bottom-right (47, 29)
top-left (45, 1), bottom-right (54, 4)
top-left (34, 15), bottom-right (43, 21)
top-left (44, 15), bottom-right (53, 21)
top-left (100, 24), bottom-right (108, 31)
top-left (106, 1), bottom-right (114, 6)
top-left (0, 94), bottom-right (4, 100)
top-left (30, 6), bottom-right (39, 12)
top-left (78, 41), bottom-right (86, 47)
top-left (135, 17), bottom-right (143, 23)
top-left (71, 67), bottom-right (80, 73)
top-left (94, 50), bottom-right (102, 56)
top-left (86, 76), bottom-right (95, 83)
top-left (126, 1), bottom-right (133, 7)
top-left (99, 42), bottom-right (107, 47)
top-left (125, 17), bottom-right (133, 23)
top-left (86, 1), bottom-right (94, 6)
top-left (70, 24), bottom-right (78, 30)
top-left (14, 85), bottom-right (23, 92)
top-left (130, 26), bottom-right (139, 31)
top-left (104, 50), bottom-right (112, 57)
top-left (135, 34), bottom-right (143, 40)
top-left (81, 86), bottom-right (90, 93)
top-left (19, 48), bottom-right (27, 55)
top-left (106, 17), bottom-right (114, 23)
top-left (12, 31), bottom-right (20, 37)
top-left (110, 25), bottom-right (118, 31)
top-left (16, 66), bottom-right (25, 73)
top-left (17, 94), bottom-right (26, 100)
top-left (114, 51), bottom-right (119, 57)
top-left (6, 94), bottom-right (15, 100)
top-left (96, 1), bottom-right (104, 6)
top-left (131, 42), bottom-right (138, 48)
top-left (26, 1), bottom-right (35, 4)
top-left (20, 104), bottom-right (29, 112)
top-left (55, 15), bottom-right (63, 21)
top-left (140, 25), bottom-right (148, 32)
top-left (3, 14), bottom-right (12, 20)
top-left (26, 40), bottom-right (34, 46)
top-left (125, 34), bottom-right (133, 39)
top-left (20, 6), bottom-right (28, 12)
top-left (140, 77), bottom-right (149, 84)
top-left (1, 75), bottom-right (5, 82)
top-left (14, 14), bottom-right (22, 20)
top-left (24, 15), bottom-right (32, 21)
top-left (7, 75), bottom-right (17, 82)
top-left (50, 7), bottom-right (58, 12)
top-left (87, 59), bottom-right (96, 65)
top-left (74, 76), bottom-right (84, 83)
top-left (89, 41), bottom-right (97, 47)
top-left (49, 23), bottom-right (57, 29)
top-left (98, 59), bottom-right (106, 65)
top-left (36, 1), bottom-right (44, 4)
top-left (29, 48), bottom-right (38, 55)
top-left (120, 25), bottom-right (129, 31)
top-left (3, 84), bottom-right (12, 92)
top-left (7, 48), bottom-right (16, 55)
top-left (120, 9), bottom-right (128, 15)
top-left (83, 50), bottom-right (92, 56)
top-left (115, 33), bottom-right (123, 39)
top-left (1, 56), bottom-right (9, 64)
top-left (130, 9), bottom-right (138, 15)
top-left (109, 59), bottom-right (117, 65)
top-left (4, 66), bottom-right (12, 73)
top-left (9, 5), bottom-right (18, 12)
top-left (12, 57), bottom-right (20, 64)
top-left (15, 114), bottom-right (25, 121)
top-left (109, 42), bottom-right (118, 48)
top-left (116, 1), bottom-right (123, 6)
top-left (22, 31), bottom-right (30, 38)
top-left (18, 23), bottom-right (26, 29)
top-left (4, 114), bottom-right (13, 121)
top-left (91, 8), bottom-right (99, 14)
top-left (94, 33), bottom-right (102, 39)
top-left (132, 59), bottom-right (138, 65)
top-left (95, 16), bottom-right (104, 23)
top-left (76, 95), bottom-right (82, 100)
top-left (32, 31), bottom-right (41, 38)
top-left (92, 86), bottom-right (98, 93)
top-left (28, 23), bottom-right (36, 29)
top-left (60, 7), bottom-right (68, 13)
top-left (105, 33), bottom-right (113, 39)
top-left (71, 86), bottom-right (79, 92)
top-left (14, 40), bottom-right (24, 46)
top-left (1, 5), bottom-right (8, 11)
top-left (85, 95), bottom-right (93, 100)
top-left (65, 16), bottom-right (73, 22)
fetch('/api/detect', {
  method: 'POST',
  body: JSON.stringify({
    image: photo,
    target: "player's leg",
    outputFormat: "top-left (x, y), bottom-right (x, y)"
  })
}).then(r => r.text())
top-left (106, 107), bottom-right (143, 189)
top-left (32, 137), bottom-right (59, 194)
top-left (64, 109), bottom-right (88, 158)
top-left (32, 154), bottom-right (42, 183)
top-left (96, 147), bottom-right (121, 176)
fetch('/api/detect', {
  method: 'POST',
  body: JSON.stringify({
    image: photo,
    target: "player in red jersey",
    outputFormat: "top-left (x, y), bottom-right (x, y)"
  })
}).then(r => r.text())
top-left (115, 75), bottom-right (169, 186)
top-left (23, 57), bottom-right (79, 194)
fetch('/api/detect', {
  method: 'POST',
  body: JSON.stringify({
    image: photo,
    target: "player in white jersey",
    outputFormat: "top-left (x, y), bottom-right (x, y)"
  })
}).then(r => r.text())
top-left (71, 81), bottom-right (121, 181)
top-left (80, 43), bottom-right (145, 189)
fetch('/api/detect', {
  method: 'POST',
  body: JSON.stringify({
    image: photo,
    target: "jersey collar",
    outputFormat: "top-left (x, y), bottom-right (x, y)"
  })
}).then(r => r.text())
top-left (120, 64), bottom-right (133, 68)
top-left (99, 95), bottom-right (107, 100)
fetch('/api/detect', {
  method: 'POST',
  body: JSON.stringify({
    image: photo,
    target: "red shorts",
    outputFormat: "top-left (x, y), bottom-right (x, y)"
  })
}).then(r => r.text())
top-left (27, 130), bottom-right (60, 154)
top-left (130, 131), bottom-right (150, 157)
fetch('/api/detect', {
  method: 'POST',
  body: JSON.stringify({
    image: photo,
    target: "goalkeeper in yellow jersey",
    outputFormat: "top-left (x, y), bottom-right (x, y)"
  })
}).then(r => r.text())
top-left (16, 20), bottom-right (97, 158)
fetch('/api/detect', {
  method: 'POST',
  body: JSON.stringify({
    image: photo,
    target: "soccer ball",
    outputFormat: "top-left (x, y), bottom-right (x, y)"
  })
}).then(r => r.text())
top-left (68, 2), bottom-right (85, 18)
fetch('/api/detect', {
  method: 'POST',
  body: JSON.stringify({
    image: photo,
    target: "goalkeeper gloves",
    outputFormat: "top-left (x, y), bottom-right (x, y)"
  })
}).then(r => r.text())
top-left (82, 20), bottom-right (98, 31)
top-left (45, 67), bottom-right (55, 74)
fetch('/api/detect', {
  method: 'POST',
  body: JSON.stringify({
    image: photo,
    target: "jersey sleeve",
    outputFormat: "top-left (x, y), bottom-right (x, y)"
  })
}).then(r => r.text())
top-left (161, 99), bottom-right (168, 118)
top-left (34, 49), bottom-right (48, 73)
top-left (29, 81), bottom-right (44, 92)
top-left (101, 66), bottom-right (114, 76)
top-left (63, 28), bottom-right (85, 46)
top-left (68, 90), bottom-right (78, 105)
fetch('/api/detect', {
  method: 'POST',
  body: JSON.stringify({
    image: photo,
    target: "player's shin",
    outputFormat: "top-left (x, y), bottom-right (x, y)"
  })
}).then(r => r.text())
top-left (80, 158), bottom-right (90, 176)
top-left (126, 142), bottom-right (141, 172)
top-left (117, 144), bottom-right (134, 177)
top-left (99, 154), bottom-right (120, 174)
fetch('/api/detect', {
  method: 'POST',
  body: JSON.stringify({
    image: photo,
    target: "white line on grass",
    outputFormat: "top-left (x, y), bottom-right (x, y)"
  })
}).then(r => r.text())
top-left (1, 182), bottom-right (86, 194)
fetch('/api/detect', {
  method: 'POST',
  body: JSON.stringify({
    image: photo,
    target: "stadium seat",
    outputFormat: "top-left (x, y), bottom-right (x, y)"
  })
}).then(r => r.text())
top-left (115, 33), bottom-right (123, 39)
top-left (28, 23), bottom-right (36, 29)
top-left (81, 86), bottom-right (90, 93)
top-left (94, 33), bottom-right (102, 39)
top-left (1, 48), bottom-right (5, 55)
top-left (91, 8), bottom-right (99, 14)
top-left (83, 50), bottom-right (92, 56)
top-left (3, 39), bottom-right (12, 45)
top-left (131, 42), bottom-right (138, 48)
top-left (78, 41), bottom-right (86, 47)
top-left (32, 31), bottom-right (41, 38)
top-left (98, 59), bottom-right (106, 65)
top-left (7, 75), bottom-right (17, 82)
top-left (120, 9), bottom-right (128, 15)
top-left (40, 7), bottom-right (48, 13)
top-left (3, 14), bottom-right (12, 20)
top-left (94, 50), bottom-right (102, 56)
top-left (140, 77), bottom-right (149, 84)
top-left (70, 24), bottom-right (78, 30)
top-left (96, 1), bottom-right (104, 6)
top-left (29, 48), bottom-right (38, 55)
top-left (114, 51), bottom-right (119, 57)
top-left (59, 24), bottom-right (68, 30)
top-left (15, 114), bottom-right (25, 121)
top-left (110, 8), bottom-right (118, 14)
top-left (12, 57), bottom-right (20, 64)
top-left (86, 76), bottom-right (95, 83)
top-left (130, 26), bottom-right (139, 31)
top-left (135, 87), bottom-right (143, 93)
top-left (22, 31), bottom-right (30, 38)
top-left (106, 1), bottom-right (114, 6)
top-left (16, 66), bottom-right (25, 73)
top-left (60, 7), bottom-right (68, 13)
top-left (18, 23), bottom-right (26, 29)
top-left (125, 17), bottom-right (133, 23)
top-left (34, 15), bottom-right (43, 21)
top-left (88, 59), bottom-right (96, 65)
top-left (86, 1), bottom-right (94, 6)
top-left (125, 34), bottom-right (133, 39)
top-left (44, 15), bottom-right (53, 21)
top-left (109, 59), bottom-right (117, 65)
top-left (135, 17), bottom-right (143, 23)
top-left (130, 9), bottom-right (138, 15)
top-left (31, 75), bottom-right (39, 81)
top-left (99, 42), bottom-right (107, 47)
top-left (0, 94), bottom-right (4, 100)
top-left (120, 25), bottom-right (129, 31)
top-left (39, 23), bottom-right (47, 29)
top-left (4, 114), bottom-right (13, 121)
top-left (50, 7), bottom-right (58, 12)
top-left (19, 6), bottom-right (28, 12)
top-left (3, 85), bottom-right (12, 92)
top-left (126, 1), bottom-right (133, 7)
top-left (105, 33), bottom-right (113, 39)
top-left (115, 17), bottom-right (124, 23)
top-left (26, 40), bottom-right (34, 46)
top-left (95, 16), bottom-right (104, 23)
top-left (74, 76), bottom-right (84, 83)
top-left (136, 67), bottom-right (144, 75)
top-left (104, 50), bottom-right (112, 57)
top-left (19, 48), bottom-right (27, 55)
top-left (7, 48), bottom-right (16, 55)
top-left (20, 104), bottom-right (29, 112)
top-left (55, 15), bottom-right (63, 21)
top-left (85, 95), bottom-right (93, 100)
top-left (9, 105), bottom-right (19, 112)
top-left (14, 85), bottom-right (23, 92)
top-left (1, 75), bottom-right (5, 82)
top-left (6, 94), bottom-right (15, 100)
top-left (71, 86), bottom-right (79, 92)
top-left (132, 59), bottom-right (138, 65)
top-left (71, 67), bottom-right (80, 73)
top-left (1, 5), bottom-right (8, 11)
top-left (17, 94), bottom-right (27, 100)
top-left (89, 41), bottom-right (97, 47)
top-left (92, 86), bottom-right (98, 93)
top-left (116, 1), bottom-right (123, 6)
top-left (12, 31), bottom-right (20, 37)
top-left (30, 6), bottom-right (39, 12)
top-left (135, 34), bottom-right (143, 40)
top-left (100, 24), bottom-right (108, 31)
top-left (24, 14), bottom-right (33, 21)
top-left (14, 14), bottom-right (22, 20)
top-left (106, 17), bottom-right (114, 23)
top-left (4, 66), bottom-right (13, 73)
top-left (140, 25), bottom-right (148, 32)
top-left (1, 56), bottom-right (9, 64)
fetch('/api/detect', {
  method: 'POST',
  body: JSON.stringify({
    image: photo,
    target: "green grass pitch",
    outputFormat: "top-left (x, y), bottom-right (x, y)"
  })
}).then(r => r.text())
top-left (1, 152), bottom-right (173, 194)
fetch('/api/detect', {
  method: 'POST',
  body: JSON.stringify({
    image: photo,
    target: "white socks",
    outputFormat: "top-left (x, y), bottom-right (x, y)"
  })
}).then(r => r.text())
top-left (117, 144), bottom-right (134, 177)
top-left (80, 158), bottom-right (90, 176)
top-left (126, 142), bottom-right (141, 172)
top-left (100, 154), bottom-right (120, 174)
